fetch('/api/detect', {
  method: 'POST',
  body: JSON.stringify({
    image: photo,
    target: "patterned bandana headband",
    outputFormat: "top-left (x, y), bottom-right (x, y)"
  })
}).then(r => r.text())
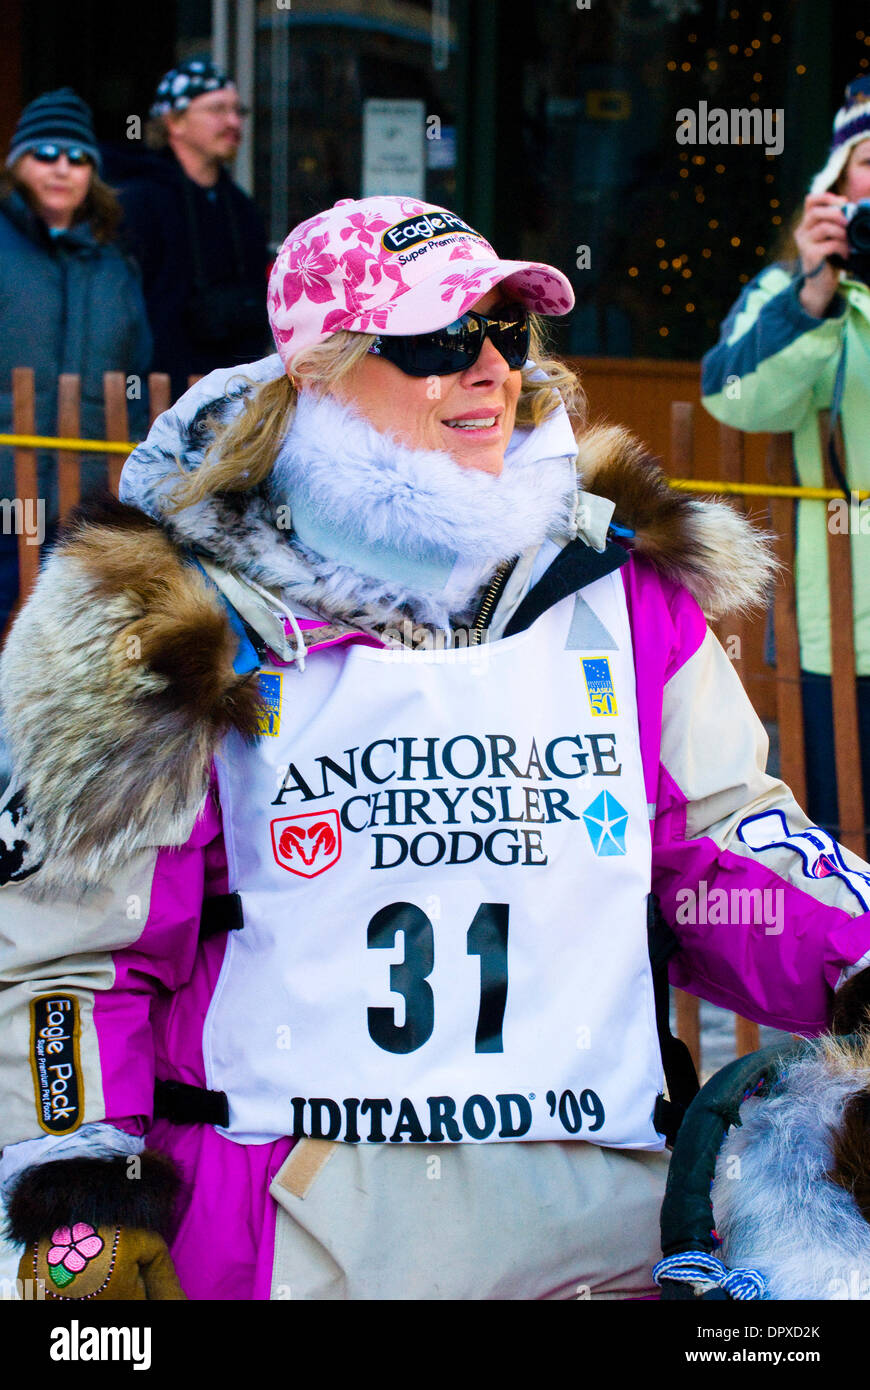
top-left (150, 58), bottom-right (234, 117)
top-left (267, 195), bottom-right (576, 373)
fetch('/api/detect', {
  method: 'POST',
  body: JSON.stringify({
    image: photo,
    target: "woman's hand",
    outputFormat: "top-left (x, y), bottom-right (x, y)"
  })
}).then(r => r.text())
top-left (793, 192), bottom-right (850, 317)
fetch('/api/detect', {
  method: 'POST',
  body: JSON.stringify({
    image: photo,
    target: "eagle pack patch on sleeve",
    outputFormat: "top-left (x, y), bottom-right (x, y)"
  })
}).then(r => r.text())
top-left (581, 658), bottom-right (618, 716)
top-left (30, 995), bottom-right (83, 1134)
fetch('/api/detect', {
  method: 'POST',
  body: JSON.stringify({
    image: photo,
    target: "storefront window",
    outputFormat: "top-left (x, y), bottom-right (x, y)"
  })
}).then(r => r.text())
top-left (255, 0), bottom-right (462, 249)
top-left (251, 0), bottom-right (868, 360)
top-left (509, 0), bottom-right (863, 358)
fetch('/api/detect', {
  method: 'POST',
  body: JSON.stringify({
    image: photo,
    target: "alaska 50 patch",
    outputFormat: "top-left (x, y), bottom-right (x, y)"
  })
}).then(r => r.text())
top-left (30, 995), bottom-right (83, 1134)
top-left (257, 672), bottom-right (282, 737)
top-left (582, 658), bottom-right (618, 716)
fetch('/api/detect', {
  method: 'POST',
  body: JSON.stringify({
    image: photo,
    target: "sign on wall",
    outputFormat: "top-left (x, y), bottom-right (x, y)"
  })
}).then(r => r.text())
top-left (362, 99), bottom-right (426, 197)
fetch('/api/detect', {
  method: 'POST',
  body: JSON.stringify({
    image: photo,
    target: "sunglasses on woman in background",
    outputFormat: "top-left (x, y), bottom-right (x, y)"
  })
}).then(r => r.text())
top-left (28, 144), bottom-right (94, 167)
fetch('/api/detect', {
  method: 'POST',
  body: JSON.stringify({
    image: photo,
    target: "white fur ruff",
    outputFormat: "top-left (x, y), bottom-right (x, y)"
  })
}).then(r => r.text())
top-left (272, 391), bottom-right (575, 569)
top-left (266, 391), bottom-right (576, 622)
top-left (712, 1054), bottom-right (870, 1300)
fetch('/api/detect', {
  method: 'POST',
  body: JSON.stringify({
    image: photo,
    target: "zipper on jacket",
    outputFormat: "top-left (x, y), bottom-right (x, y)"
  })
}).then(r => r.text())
top-left (470, 558), bottom-right (516, 644)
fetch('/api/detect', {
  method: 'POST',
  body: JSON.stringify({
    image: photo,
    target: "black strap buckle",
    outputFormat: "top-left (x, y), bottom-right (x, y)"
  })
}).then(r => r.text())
top-left (200, 891), bottom-right (245, 941)
top-left (154, 1079), bottom-right (230, 1128)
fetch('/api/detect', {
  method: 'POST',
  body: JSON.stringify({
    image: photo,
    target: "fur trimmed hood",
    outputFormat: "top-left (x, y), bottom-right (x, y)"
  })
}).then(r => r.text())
top-left (0, 357), bottom-right (778, 892)
top-left (0, 500), bottom-right (263, 897)
top-left (117, 356), bottom-right (777, 625)
top-left (575, 425), bottom-right (777, 621)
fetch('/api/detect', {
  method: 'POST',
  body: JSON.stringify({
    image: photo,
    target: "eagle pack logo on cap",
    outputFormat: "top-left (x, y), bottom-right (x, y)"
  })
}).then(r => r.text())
top-left (380, 209), bottom-right (486, 254)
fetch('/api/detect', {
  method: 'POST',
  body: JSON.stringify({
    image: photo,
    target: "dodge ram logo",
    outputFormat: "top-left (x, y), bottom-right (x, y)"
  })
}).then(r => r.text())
top-left (270, 810), bottom-right (342, 878)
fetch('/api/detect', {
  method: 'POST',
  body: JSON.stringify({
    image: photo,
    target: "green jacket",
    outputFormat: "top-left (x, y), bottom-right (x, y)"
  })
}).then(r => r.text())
top-left (701, 264), bottom-right (870, 676)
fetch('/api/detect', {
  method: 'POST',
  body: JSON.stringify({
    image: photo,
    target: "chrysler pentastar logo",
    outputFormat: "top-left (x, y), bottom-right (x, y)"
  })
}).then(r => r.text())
top-left (271, 809), bottom-right (342, 878)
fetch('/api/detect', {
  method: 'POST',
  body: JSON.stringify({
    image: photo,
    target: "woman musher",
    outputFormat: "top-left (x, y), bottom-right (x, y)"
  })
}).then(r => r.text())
top-left (3, 195), bottom-right (870, 1301)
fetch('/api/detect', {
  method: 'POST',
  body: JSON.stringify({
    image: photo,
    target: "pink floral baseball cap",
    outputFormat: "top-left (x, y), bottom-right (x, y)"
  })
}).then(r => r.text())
top-left (267, 195), bottom-right (575, 370)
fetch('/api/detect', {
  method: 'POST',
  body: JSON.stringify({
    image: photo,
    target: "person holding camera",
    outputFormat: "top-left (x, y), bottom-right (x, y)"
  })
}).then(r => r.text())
top-left (702, 75), bottom-right (870, 843)
top-left (117, 58), bottom-right (270, 402)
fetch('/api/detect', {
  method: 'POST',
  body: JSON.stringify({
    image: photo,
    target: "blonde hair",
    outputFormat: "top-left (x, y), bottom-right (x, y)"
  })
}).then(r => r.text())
top-left (166, 312), bottom-right (585, 512)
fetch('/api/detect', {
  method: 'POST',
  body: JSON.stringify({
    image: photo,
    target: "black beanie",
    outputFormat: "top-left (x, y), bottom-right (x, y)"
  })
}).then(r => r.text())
top-left (6, 87), bottom-right (100, 169)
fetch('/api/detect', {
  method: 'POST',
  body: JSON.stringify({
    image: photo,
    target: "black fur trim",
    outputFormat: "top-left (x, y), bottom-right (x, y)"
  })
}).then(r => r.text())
top-left (57, 491), bottom-right (162, 542)
top-left (4, 1150), bottom-right (182, 1244)
top-left (832, 967), bottom-right (870, 1035)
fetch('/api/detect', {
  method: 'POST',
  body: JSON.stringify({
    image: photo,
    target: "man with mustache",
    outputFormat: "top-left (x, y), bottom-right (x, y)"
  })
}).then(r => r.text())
top-left (118, 59), bottom-right (270, 401)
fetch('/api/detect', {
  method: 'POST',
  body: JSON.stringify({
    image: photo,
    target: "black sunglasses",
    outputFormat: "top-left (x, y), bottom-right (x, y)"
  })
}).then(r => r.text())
top-left (368, 304), bottom-right (530, 377)
top-left (29, 144), bottom-right (93, 167)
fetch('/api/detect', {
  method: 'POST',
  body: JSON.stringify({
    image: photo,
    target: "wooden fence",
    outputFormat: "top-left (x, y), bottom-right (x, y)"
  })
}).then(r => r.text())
top-left (1, 367), bottom-right (865, 1077)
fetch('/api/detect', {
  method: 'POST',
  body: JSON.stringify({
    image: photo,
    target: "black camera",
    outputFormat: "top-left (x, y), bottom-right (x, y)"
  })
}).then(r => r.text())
top-left (841, 199), bottom-right (870, 282)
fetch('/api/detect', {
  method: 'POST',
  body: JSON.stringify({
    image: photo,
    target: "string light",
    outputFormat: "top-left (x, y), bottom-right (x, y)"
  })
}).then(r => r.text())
top-left (650, 9), bottom-right (790, 353)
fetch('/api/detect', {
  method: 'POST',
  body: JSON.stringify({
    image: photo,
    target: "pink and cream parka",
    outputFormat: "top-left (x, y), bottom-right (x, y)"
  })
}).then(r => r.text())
top-left (2, 357), bottom-right (870, 1299)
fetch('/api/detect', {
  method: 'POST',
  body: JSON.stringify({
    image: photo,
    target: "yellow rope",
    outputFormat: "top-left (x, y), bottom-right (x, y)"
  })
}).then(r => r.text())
top-left (0, 433), bottom-right (865, 502)
top-left (667, 479), bottom-right (869, 502)
top-left (0, 433), bottom-right (134, 455)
